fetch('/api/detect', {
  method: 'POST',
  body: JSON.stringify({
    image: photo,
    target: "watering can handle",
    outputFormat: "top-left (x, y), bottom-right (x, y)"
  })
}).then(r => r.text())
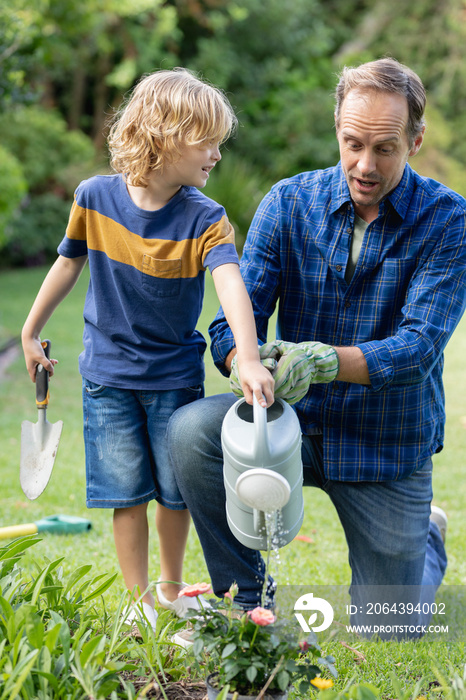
top-left (253, 394), bottom-right (271, 464)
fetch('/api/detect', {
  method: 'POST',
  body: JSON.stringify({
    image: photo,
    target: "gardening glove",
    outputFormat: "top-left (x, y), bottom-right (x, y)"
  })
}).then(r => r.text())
top-left (229, 340), bottom-right (339, 404)
top-left (295, 341), bottom-right (339, 384)
top-left (229, 341), bottom-right (314, 405)
top-left (257, 340), bottom-right (316, 404)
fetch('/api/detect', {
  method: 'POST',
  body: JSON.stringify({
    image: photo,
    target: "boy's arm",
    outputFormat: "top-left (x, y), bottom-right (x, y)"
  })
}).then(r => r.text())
top-left (211, 263), bottom-right (274, 407)
top-left (22, 255), bottom-right (88, 381)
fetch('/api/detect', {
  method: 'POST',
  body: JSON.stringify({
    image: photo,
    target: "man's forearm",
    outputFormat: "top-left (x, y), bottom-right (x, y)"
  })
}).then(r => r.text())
top-left (226, 344), bottom-right (370, 385)
top-left (334, 346), bottom-right (370, 385)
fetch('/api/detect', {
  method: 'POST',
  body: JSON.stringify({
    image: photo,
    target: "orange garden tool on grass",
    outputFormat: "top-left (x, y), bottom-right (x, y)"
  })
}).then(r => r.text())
top-left (20, 339), bottom-right (63, 500)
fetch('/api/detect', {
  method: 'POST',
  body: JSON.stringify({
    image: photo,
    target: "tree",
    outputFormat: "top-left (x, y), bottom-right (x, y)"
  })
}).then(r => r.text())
top-left (0, 0), bottom-right (47, 107)
top-left (185, 0), bottom-right (343, 180)
top-left (336, 0), bottom-right (466, 166)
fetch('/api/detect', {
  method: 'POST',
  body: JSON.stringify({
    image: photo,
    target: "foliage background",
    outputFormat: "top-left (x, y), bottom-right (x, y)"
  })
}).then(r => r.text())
top-left (1, 0), bottom-right (466, 264)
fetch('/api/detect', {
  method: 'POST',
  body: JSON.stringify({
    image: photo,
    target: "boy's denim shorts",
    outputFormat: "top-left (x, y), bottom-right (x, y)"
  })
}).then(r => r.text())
top-left (82, 378), bottom-right (204, 509)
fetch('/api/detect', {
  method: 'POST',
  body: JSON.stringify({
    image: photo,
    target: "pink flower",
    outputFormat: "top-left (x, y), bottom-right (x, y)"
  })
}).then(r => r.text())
top-left (299, 640), bottom-right (310, 653)
top-left (247, 607), bottom-right (276, 626)
top-left (224, 592), bottom-right (233, 600)
top-left (178, 582), bottom-right (212, 598)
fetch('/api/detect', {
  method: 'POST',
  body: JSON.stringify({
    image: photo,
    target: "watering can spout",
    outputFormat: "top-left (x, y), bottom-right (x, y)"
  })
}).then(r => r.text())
top-left (235, 468), bottom-right (291, 512)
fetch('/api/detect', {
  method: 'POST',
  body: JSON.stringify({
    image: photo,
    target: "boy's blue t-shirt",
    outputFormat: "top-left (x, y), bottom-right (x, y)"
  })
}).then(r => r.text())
top-left (58, 174), bottom-right (239, 389)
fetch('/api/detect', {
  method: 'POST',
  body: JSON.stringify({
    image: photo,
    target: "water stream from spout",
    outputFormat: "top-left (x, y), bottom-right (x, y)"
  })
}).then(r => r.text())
top-left (261, 509), bottom-right (290, 607)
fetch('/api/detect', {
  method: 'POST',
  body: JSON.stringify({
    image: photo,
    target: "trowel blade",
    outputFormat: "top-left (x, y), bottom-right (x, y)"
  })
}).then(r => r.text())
top-left (20, 417), bottom-right (63, 500)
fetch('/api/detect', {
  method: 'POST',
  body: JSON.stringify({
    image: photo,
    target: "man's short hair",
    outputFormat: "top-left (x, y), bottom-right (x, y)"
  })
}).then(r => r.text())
top-left (335, 57), bottom-right (426, 146)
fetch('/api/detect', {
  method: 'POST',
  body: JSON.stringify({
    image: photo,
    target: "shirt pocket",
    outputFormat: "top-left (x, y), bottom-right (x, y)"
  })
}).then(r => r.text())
top-left (141, 255), bottom-right (181, 297)
top-left (380, 258), bottom-right (415, 279)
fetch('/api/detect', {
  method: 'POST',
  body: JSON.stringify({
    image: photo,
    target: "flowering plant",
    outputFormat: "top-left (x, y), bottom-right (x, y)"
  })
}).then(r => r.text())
top-left (179, 582), bottom-right (336, 697)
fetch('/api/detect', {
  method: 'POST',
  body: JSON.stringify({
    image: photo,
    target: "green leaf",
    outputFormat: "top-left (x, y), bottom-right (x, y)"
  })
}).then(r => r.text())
top-left (63, 564), bottom-right (93, 596)
top-left (350, 686), bottom-right (380, 700)
top-left (277, 669), bottom-right (290, 691)
top-left (216, 687), bottom-right (231, 700)
top-left (34, 670), bottom-right (59, 693)
top-left (44, 621), bottom-right (62, 653)
top-left (246, 665), bottom-right (258, 683)
top-left (0, 536), bottom-right (39, 563)
top-left (224, 662), bottom-right (242, 679)
top-left (192, 638), bottom-right (204, 657)
top-left (221, 642), bottom-right (237, 658)
top-left (0, 648), bottom-right (39, 700)
top-left (298, 680), bottom-right (311, 695)
top-left (95, 677), bottom-right (121, 697)
top-left (29, 558), bottom-right (65, 606)
top-left (12, 633), bottom-right (26, 667)
top-left (49, 611), bottom-right (71, 671)
top-left (79, 633), bottom-right (105, 666)
top-left (83, 572), bottom-right (118, 602)
top-left (25, 613), bottom-right (44, 649)
top-left (0, 596), bottom-right (13, 626)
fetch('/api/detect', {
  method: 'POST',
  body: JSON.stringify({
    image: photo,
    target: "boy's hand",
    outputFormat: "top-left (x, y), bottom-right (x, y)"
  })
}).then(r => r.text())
top-left (229, 356), bottom-right (274, 407)
top-left (22, 336), bottom-right (57, 382)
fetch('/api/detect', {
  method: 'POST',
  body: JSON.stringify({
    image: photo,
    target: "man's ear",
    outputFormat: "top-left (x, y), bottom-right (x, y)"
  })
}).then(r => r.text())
top-left (409, 125), bottom-right (425, 157)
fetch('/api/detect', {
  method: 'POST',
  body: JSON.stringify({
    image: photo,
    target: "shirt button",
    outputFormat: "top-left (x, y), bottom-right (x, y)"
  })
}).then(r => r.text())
top-left (346, 227), bottom-right (352, 233)
top-left (336, 264), bottom-right (342, 272)
top-left (344, 300), bottom-right (351, 308)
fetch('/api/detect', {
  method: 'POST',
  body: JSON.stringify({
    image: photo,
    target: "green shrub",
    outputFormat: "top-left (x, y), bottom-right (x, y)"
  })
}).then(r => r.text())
top-left (0, 145), bottom-right (27, 246)
top-left (0, 535), bottom-right (189, 699)
top-left (0, 536), bottom-right (122, 698)
top-left (203, 153), bottom-right (271, 250)
top-left (2, 193), bottom-right (72, 267)
top-left (0, 106), bottom-right (95, 195)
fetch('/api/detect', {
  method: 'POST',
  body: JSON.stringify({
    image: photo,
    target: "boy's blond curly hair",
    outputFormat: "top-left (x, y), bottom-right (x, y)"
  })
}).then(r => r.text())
top-left (107, 68), bottom-right (237, 187)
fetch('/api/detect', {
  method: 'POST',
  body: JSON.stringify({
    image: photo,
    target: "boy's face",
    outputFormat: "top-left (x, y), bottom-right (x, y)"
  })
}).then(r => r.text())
top-left (161, 140), bottom-right (222, 189)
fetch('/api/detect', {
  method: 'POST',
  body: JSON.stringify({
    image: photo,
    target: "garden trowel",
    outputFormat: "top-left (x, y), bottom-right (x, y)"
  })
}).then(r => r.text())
top-left (20, 340), bottom-right (63, 500)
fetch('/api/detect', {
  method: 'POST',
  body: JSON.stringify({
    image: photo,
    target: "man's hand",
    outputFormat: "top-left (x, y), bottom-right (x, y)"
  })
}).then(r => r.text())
top-left (295, 341), bottom-right (340, 383)
top-left (230, 339), bottom-right (339, 405)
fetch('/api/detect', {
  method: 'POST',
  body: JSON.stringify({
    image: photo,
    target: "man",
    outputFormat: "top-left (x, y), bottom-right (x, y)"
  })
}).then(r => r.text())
top-left (168, 58), bottom-right (466, 638)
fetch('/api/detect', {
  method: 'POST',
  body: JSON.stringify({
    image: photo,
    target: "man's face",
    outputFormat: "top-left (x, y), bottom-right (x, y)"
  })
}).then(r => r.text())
top-left (336, 89), bottom-right (424, 223)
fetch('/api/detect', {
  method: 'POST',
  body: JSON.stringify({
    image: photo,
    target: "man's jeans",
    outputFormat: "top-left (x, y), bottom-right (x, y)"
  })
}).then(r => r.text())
top-left (167, 394), bottom-right (447, 637)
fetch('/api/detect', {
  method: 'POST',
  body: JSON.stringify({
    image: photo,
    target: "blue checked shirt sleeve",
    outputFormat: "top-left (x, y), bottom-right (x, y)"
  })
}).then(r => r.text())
top-left (358, 206), bottom-right (466, 391)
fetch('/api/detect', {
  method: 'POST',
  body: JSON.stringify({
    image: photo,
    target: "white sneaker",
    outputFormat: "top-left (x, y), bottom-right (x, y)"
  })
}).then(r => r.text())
top-left (123, 601), bottom-right (158, 634)
top-left (430, 505), bottom-right (447, 543)
top-left (172, 627), bottom-right (195, 649)
top-left (156, 582), bottom-right (211, 618)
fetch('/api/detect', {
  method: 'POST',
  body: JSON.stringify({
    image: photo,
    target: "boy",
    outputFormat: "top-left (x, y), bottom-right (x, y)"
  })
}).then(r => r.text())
top-left (22, 68), bottom-right (274, 631)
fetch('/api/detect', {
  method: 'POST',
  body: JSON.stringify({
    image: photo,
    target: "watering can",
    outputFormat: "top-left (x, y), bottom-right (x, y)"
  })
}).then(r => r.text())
top-left (222, 396), bottom-right (304, 550)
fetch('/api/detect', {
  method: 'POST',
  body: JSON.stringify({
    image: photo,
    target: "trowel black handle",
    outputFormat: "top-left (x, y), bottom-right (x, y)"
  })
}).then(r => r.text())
top-left (36, 339), bottom-right (51, 408)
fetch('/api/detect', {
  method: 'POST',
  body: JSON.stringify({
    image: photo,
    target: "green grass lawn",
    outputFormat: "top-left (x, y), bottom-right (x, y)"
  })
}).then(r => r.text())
top-left (0, 264), bottom-right (465, 698)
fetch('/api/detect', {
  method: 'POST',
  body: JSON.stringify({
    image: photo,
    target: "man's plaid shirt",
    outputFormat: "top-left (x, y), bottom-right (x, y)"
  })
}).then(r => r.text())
top-left (210, 163), bottom-right (466, 481)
